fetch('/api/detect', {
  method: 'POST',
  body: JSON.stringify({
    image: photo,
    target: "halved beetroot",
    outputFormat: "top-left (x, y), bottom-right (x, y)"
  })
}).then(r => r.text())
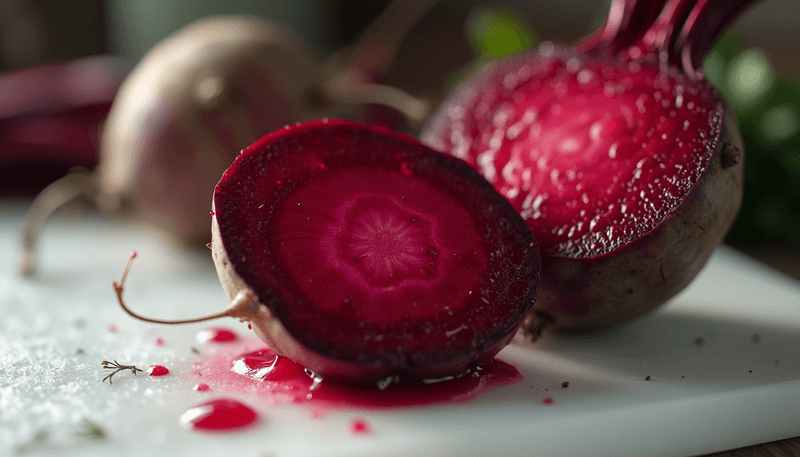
top-left (210, 120), bottom-right (540, 381)
top-left (421, 0), bottom-right (751, 331)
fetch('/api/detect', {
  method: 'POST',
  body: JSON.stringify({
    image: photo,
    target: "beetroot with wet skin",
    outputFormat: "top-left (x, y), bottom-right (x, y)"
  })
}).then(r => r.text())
top-left (210, 120), bottom-right (540, 381)
top-left (422, 0), bottom-right (752, 331)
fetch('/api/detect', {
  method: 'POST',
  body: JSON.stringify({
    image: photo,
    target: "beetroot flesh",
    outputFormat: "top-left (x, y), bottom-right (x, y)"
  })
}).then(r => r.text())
top-left (212, 120), bottom-right (540, 381)
top-left (421, 0), bottom-right (750, 331)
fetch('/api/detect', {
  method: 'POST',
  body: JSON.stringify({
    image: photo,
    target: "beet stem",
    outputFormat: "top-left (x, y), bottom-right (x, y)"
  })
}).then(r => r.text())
top-left (20, 171), bottom-right (96, 276)
top-left (113, 253), bottom-right (238, 325)
top-left (576, 0), bottom-right (670, 55)
top-left (674, 0), bottom-right (763, 78)
top-left (637, 0), bottom-right (698, 64)
top-left (323, 75), bottom-right (430, 128)
top-left (345, 0), bottom-right (439, 81)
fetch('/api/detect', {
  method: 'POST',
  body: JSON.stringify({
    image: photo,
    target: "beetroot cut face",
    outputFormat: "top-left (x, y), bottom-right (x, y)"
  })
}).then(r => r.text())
top-left (422, 47), bottom-right (722, 258)
top-left (212, 120), bottom-right (540, 381)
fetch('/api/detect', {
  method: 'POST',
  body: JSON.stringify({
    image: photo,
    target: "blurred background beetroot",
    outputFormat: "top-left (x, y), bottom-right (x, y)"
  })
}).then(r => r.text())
top-left (1, 0), bottom-right (798, 265)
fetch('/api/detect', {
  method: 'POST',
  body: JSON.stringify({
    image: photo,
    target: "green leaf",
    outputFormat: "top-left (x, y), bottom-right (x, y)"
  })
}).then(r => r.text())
top-left (466, 7), bottom-right (538, 60)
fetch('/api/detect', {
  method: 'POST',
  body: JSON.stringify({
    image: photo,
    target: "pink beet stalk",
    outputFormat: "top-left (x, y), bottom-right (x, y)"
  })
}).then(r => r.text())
top-left (674, 0), bottom-right (763, 77)
top-left (576, 0), bottom-right (669, 55)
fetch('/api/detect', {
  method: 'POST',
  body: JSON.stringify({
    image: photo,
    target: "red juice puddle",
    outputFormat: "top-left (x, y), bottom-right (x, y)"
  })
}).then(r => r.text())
top-left (180, 399), bottom-right (258, 432)
top-left (193, 341), bottom-right (522, 410)
top-left (148, 365), bottom-right (170, 376)
top-left (197, 327), bottom-right (239, 344)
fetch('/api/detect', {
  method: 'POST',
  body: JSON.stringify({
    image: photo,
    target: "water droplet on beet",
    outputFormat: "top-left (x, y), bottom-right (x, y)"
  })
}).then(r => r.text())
top-left (180, 399), bottom-right (258, 432)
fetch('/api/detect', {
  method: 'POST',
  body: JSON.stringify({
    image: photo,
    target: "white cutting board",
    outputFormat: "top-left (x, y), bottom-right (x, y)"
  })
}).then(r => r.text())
top-left (2, 201), bottom-right (800, 457)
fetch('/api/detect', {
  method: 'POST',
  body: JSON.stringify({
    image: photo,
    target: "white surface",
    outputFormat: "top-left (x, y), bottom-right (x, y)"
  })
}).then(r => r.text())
top-left (2, 201), bottom-right (800, 457)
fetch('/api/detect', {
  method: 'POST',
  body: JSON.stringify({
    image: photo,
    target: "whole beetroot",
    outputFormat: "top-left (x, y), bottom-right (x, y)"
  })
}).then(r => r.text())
top-left (421, 0), bottom-right (752, 331)
top-left (20, 15), bottom-right (327, 276)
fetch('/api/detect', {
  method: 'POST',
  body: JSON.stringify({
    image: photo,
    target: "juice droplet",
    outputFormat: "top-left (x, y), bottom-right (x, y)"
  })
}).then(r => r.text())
top-left (154, 337), bottom-right (165, 346)
top-left (561, 381), bottom-right (569, 388)
top-left (180, 399), bottom-right (258, 432)
top-left (542, 397), bottom-right (554, 405)
top-left (209, 211), bottom-right (215, 216)
top-left (197, 327), bottom-right (239, 344)
top-left (348, 418), bottom-right (371, 435)
top-left (148, 365), bottom-right (170, 377)
top-left (107, 325), bottom-right (117, 333)
top-left (129, 251), bottom-right (137, 259)
top-left (206, 242), bottom-right (213, 249)
top-left (232, 349), bottom-right (313, 383)
top-left (400, 161), bottom-right (414, 176)
top-left (193, 383), bottom-right (210, 392)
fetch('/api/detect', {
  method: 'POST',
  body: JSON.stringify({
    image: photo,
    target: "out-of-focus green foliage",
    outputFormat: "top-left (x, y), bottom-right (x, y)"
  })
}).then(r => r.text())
top-left (465, 7), bottom-right (538, 61)
top-left (447, 5), bottom-right (538, 92)
top-left (705, 31), bottom-right (800, 246)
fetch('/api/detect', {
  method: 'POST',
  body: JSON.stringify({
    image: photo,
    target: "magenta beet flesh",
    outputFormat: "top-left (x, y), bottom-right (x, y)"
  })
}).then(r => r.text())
top-left (421, 0), bottom-right (750, 331)
top-left (212, 120), bottom-right (540, 381)
top-left (423, 48), bottom-right (722, 258)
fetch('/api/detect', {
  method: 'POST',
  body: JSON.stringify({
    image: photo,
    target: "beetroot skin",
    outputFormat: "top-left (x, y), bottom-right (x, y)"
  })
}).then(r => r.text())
top-left (211, 120), bottom-right (540, 381)
top-left (421, 0), bottom-right (750, 331)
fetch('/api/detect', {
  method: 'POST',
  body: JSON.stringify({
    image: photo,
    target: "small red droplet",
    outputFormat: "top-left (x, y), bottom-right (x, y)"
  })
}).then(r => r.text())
top-left (209, 211), bottom-right (215, 216)
top-left (197, 327), bottom-right (239, 344)
top-left (154, 338), bottom-right (165, 346)
top-left (645, 375), bottom-right (651, 381)
top-left (561, 381), bottom-right (569, 388)
top-left (206, 242), bottom-right (212, 249)
top-left (542, 397), bottom-right (554, 405)
top-left (400, 161), bottom-right (413, 176)
top-left (107, 325), bottom-right (117, 333)
top-left (193, 383), bottom-right (210, 392)
top-left (349, 418), bottom-right (370, 435)
top-left (148, 365), bottom-right (170, 377)
top-left (129, 251), bottom-right (137, 259)
top-left (180, 399), bottom-right (258, 432)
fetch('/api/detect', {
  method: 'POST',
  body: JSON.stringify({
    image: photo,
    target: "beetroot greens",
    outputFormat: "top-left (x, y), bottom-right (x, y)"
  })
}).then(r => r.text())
top-left (421, 0), bottom-right (753, 331)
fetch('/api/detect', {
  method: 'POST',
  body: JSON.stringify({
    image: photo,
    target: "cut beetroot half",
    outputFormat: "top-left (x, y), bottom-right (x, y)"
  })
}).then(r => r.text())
top-left (211, 120), bottom-right (540, 381)
top-left (421, 0), bottom-right (752, 331)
